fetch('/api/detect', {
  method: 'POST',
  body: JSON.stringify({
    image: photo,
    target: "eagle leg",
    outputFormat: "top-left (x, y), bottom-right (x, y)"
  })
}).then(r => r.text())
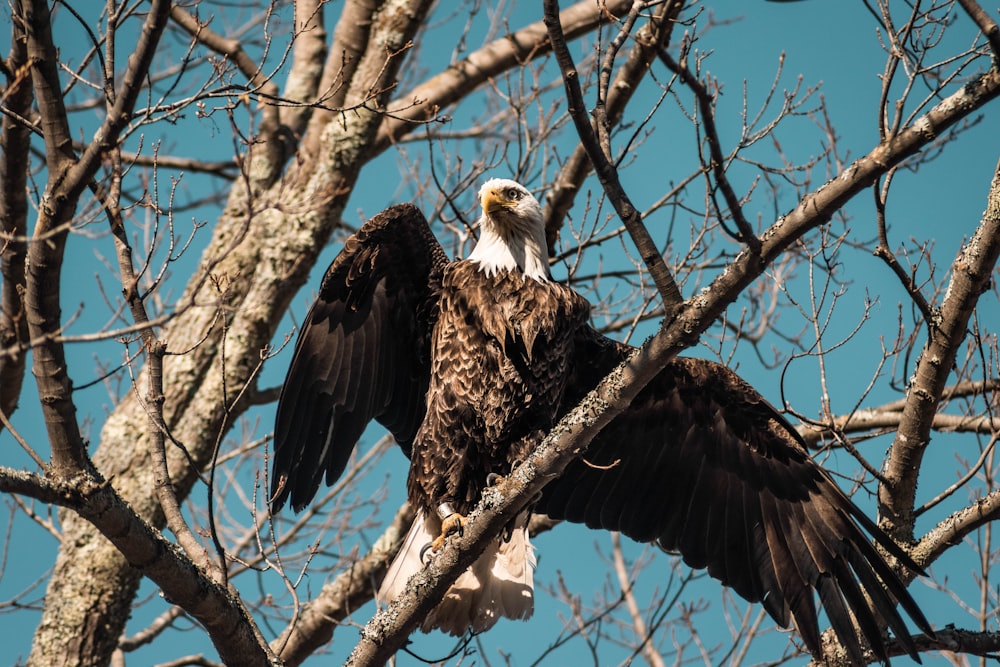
top-left (431, 511), bottom-right (466, 551)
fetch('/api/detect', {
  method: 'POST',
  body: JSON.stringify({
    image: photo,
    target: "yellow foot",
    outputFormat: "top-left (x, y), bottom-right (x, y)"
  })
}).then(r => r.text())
top-left (431, 512), bottom-right (466, 551)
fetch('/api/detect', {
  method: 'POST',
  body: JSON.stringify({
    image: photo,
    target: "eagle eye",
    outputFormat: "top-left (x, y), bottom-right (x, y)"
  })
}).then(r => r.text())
top-left (506, 187), bottom-right (522, 201)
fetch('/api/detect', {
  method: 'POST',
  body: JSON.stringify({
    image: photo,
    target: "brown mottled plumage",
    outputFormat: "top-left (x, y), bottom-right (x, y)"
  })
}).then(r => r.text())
top-left (407, 263), bottom-right (589, 515)
top-left (271, 178), bottom-right (933, 663)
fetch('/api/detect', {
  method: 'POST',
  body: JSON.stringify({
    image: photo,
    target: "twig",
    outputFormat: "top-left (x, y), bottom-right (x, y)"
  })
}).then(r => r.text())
top-left (543, 0), bottom-right (685, 254)
top-left (657, 45), bottom-right (759, 250)
top-left (543, 0), bottom-right (683, 310)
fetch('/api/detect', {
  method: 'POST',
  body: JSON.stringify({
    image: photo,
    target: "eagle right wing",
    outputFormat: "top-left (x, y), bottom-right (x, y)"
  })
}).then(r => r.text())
top-left (537, 326), bottom-right (933, 664)
top-left (271, 203), bottom-right (448, 512)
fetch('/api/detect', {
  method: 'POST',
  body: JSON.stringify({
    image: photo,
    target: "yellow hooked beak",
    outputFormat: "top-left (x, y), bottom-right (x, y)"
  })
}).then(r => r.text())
top-left (481, 187), bottom-right (512, 216)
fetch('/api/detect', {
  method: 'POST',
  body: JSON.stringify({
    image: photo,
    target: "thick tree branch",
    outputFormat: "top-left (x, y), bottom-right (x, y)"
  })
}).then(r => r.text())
top-left (15, 0), bottom-right (72, 168)
top-left (956, 0), bottom-right (1000, 61)
top-left (0, 466), bottom-right (275, 666)
top-left (813, 625), bottom-right (1000, 666)
top-left (16, 0), bottom-right (91, 475)
top-left (280, 0), bottom-right (327, 137)
top-left (879, 155), bottom-right (1000, 542)
top-left (0, 21), bottom-right (32, 432)
top-left (299, 0), bottom-right (382, 162)
top-left (917, 489), bottom-right (1000, 566)
top-left (16, 0), bottom-right (171, 479)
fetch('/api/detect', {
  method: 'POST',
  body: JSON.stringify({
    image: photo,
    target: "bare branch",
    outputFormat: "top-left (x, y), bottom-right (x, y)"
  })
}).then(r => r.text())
top-left (274, 503), bottom-right (413, 666)
top-left (543, 0), bottom-right (685, 254)
top-left (880, 156), bottom-right (1000, 542)
top-left (657, 43), bottom-right (759, 249)
top-left (280, 0), bottom-right (327, 136)
top-left (0, 466), bottom-right (276, 666)
top-left (544, 0), bottom-right (683, 308)
top-left (0, 19), bottom-right (31, 430)
top-left (370, 0), bottom-right (638, 155)
top-left (956, 0), bottom-right (1000, 61)
top-left (918, 490), bottom-right (1000, 566)
top-left (9, 3), bottom-right (1000, 666)
top-left (611, 532), bottom-right (667, 667)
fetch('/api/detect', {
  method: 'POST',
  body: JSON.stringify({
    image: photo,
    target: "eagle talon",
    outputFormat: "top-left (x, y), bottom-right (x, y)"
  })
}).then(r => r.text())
top-left (486, 472), bottom-right (502, 486)
top-left (431, 512), bottom-right (466, 551)
top-left (419, 542), bottom-right (434, 565)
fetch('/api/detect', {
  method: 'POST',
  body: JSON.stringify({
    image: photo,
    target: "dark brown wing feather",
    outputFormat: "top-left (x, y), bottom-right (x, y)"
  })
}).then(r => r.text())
top-left (271, 203), bottom-right (448, 512)
top-left (538, 326), bottom-right (933, 663)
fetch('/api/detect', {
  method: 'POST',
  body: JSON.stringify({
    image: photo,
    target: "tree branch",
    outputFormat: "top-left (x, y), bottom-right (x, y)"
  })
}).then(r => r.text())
top-left (28, 2), bottom-right (435, 664)
top-left (370, 0), bottom-right (637, 156)
top-left (0, 466), bottom-right (275, 666)
top-left (168, 3), bottom-right (290, 189)
top-left (611, 532), bottom-right (667, 667)
top-left (956, 0), bottom-right (1000, 62)
top-left (813, 625), bottom-right (1000, 666)
top-left (299, 0), bottom-right (381, 162)
top-left (100, 168), bottom-right (220, 578)
top-left (543, 0), bottom-right (685, 255)
top-left (280, 0), bottom-right (327, 137)
top-left (879, 155), bottom-right (1000, 542)
top-left (657, 44), bottom-right (759, 249)
top-left (15, 0), bottom-right (72, 168)
top-left (544, 0), bottom-right (684, 309)
top-left (0, 19), bottom-right (32, 432)
top-left (798, 401), bottom-right (1000, 448)
top-left (16, 0), bottom-right (93, 475)
top-left (917, 489), bottom-right (1000, 566)
top-left (67, 0), bottom-right (172, 201)
top-left (274, 503), bottom-right (414, 666)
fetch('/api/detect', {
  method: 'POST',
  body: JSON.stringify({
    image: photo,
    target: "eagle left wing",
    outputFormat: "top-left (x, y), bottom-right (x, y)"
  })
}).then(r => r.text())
top-left (271, 204), bottom-right (448, 512)
top-left (537, 326), bottom-right (933, 664)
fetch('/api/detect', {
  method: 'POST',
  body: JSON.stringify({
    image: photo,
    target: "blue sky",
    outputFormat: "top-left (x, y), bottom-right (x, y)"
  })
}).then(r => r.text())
top-left (3, 1), bottom-right (999, 665)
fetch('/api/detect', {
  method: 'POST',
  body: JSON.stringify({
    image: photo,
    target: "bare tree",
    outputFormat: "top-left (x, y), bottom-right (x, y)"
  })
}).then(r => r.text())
top-left (1, 1), bottom-right (999, 666)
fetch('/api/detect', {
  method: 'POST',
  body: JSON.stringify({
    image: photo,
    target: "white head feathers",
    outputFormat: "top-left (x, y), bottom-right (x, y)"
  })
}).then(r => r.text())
top-left (467, 178), bottom-right (551, 282)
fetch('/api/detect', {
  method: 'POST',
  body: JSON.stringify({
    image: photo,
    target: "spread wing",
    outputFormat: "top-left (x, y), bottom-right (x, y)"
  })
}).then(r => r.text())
top-left (271, 203), bottom-right (448, 512)
top-left (538, 327), bottom-right (933, 663)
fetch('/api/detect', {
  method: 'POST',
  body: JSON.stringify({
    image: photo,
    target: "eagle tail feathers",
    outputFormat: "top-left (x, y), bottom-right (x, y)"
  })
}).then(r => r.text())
top-left (378, 510), bottom-right (535, 636)
top-left (378, 509), bottom-right (437, 607)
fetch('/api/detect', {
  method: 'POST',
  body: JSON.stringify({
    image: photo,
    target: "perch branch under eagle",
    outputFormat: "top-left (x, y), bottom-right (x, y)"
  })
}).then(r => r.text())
top-left (271, 178), bottom-right (933, 664)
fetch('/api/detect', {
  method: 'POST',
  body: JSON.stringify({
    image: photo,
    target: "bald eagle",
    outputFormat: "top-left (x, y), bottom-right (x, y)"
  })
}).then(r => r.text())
top-left (271, 178), bottom-right (932, 663)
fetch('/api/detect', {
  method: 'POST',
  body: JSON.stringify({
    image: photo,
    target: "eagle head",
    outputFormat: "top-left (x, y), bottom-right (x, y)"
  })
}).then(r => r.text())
top-left (470, 178), bottom-right (550, 281)
top-left (479, 178), bottom-right (542, 230)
